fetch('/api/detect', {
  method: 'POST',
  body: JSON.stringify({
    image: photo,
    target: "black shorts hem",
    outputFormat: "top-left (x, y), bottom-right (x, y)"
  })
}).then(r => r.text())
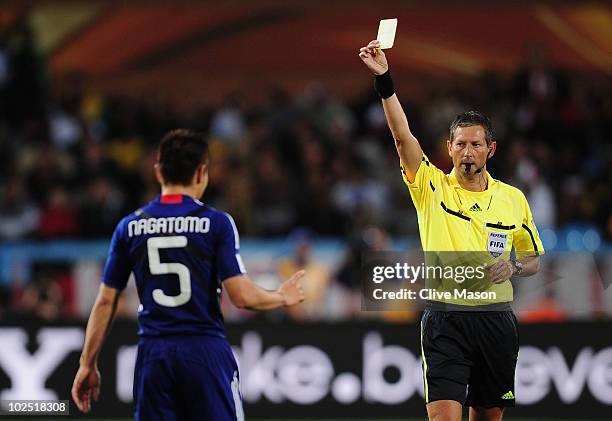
top-left (425, 397), bottom-right (465, 406)
top-left (466, 401), bottom-right (515, 409)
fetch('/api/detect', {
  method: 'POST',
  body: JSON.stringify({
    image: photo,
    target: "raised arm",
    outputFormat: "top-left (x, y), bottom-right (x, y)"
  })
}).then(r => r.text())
top-left (359, 39), bottom-right (423, 182)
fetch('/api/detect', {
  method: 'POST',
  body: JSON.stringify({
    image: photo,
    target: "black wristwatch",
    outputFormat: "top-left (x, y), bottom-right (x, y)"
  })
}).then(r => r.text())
top-left (511, 260), bottom-right (524, 276)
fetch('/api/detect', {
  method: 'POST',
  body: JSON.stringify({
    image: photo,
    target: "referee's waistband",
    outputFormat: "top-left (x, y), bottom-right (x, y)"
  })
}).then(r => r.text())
top-left (424, 300), bottom-right (513, 312)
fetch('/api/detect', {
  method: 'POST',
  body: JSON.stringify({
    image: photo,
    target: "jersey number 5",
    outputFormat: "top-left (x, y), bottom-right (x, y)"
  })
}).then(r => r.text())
top-left (147, 236), bottom-right (191, 307)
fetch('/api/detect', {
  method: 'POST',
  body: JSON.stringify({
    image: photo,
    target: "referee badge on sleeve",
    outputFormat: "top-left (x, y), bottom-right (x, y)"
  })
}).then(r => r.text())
top-left (487, 231), bottom-right (508, 257)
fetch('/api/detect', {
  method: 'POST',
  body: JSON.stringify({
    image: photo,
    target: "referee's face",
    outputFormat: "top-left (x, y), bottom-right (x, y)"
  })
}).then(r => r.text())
top-left (447, 125), bottom-right (494, 176)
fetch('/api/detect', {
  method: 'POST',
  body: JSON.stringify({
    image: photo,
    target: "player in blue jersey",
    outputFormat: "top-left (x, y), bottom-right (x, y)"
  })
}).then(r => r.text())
top-left (71, 129), bottom-right (305, 420)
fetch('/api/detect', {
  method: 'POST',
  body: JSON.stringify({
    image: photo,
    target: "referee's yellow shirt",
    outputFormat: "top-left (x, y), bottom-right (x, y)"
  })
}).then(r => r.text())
top-left (401, 154), bottom-right (545, 305)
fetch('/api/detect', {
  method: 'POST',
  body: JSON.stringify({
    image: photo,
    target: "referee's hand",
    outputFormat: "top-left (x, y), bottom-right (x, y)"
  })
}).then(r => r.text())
top-left (487, 260), bottom-right (516, 284)
top-left (358, 40), bottom-right (389, 75)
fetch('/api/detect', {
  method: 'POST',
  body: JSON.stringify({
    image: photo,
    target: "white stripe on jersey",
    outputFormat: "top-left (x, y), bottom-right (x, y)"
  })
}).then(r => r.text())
top-left (236, 254), bottom-right (247, 274)
top-left (231, 371), bottom-right (245, 421)
top-left (225, 213), bottom-right (240, 250)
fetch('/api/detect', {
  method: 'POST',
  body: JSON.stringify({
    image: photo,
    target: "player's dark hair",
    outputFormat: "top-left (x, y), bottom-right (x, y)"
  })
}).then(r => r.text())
top-left (449, 111), bottom-right (494, 145)
top-left (158, 129), bottom-right (209, 185)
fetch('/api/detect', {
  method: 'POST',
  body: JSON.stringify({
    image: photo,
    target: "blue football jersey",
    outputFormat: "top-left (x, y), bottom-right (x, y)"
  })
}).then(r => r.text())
top-left (102, 194), bottom-right (246, 337)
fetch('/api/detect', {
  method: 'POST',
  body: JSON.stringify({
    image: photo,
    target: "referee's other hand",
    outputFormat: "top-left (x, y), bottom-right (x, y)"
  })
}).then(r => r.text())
top-left (487, 260), bottom-right (516, 284)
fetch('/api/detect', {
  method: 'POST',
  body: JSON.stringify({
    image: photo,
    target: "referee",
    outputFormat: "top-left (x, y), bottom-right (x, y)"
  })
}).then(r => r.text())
top-left (359, 40), bottom-right (544, 421)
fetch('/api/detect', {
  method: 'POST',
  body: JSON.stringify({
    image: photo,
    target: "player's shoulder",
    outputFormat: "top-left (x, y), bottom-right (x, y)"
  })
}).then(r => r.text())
top-left (494, 178), bottom-right (527, 201)
top-left (202, 206), bottom-right (239, 240)
top-left (195, 201), bottom-right (233, 222)
top-left (104, 213), bottom-right (134, 242)
top-left (190, 202), bottom-right (238, 235)
top-left (111, 198), bottom-right (160, 233)
top-left (121, 204), bottom-right (151, 225)
top-left (110, 208), bottom-right (144, 238)
top-left (214, 209), bottom-right (239, 234)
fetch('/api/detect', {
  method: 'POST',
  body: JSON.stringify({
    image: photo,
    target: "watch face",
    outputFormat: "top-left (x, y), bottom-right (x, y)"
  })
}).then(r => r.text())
top-left (514, 261), bottom-right (523, 274)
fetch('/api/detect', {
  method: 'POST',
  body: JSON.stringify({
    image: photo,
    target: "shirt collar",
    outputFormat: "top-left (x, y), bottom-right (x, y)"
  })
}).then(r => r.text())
top-left (157, 194), bottom-right (186, 204)
top-left (155, 194), bottom-right (205, 206)
top-left (448, 167), bottom-right (496, 192)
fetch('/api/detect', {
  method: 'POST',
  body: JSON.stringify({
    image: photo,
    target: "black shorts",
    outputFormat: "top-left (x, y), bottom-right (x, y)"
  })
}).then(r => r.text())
top-left (420, 309), bottom-right (519, 408)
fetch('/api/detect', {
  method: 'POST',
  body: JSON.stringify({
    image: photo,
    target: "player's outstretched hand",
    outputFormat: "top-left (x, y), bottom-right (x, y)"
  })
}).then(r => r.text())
top-left (279, 270), bottom-right (306, 306)
top-left (71, 364), bottom-right (101, 413)
top-left (358, 40), bottom-right (388, 75)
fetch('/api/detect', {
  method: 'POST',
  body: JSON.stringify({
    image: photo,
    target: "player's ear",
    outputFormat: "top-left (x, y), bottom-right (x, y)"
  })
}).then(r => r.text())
top-left (202, 166), bottom-right (209, 189)
top-left (154, 163), bottom-right (164, 185)
top-left (447, 139), bottom-right (453, 157)
top-left (194, 164), bottom-right (206, 185)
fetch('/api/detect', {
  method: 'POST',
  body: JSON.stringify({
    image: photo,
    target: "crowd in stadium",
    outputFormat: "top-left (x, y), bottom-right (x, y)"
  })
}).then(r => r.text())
top-left (0, 22), bottom-right (610, 321)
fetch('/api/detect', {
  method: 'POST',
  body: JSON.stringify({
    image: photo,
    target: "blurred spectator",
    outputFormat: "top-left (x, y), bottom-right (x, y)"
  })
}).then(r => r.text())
top-left (18, 276), bottom-right (64, 321)
top-left (512, 42), bottom-right (567, 139)
top-left (0, 176), bottom-right (39, 240)
top-left (78, 141), bottom-right (119, 181)
top-left (79, 177), bottom-right (126, 238)
top-left (49, 104), bottom-right (83, 150)
top-left (335, 226), bottom-right (391, 318)
top-left (331, 153), bottom-right (391, 229)
top-left (336, 226), bottom-right (390, 291)
top-left (252, 147), bottom-right (297, 236)
top-left (515, 156), bottom-right (556, 228)
top-left (210, 94), bottom-right (247, 144)
top-left (277, 229), bottom-right (330, 320)
top-left (38, 186), bottom-right (79, 238)
top-left (298, 81), bottom-right (356, 142)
